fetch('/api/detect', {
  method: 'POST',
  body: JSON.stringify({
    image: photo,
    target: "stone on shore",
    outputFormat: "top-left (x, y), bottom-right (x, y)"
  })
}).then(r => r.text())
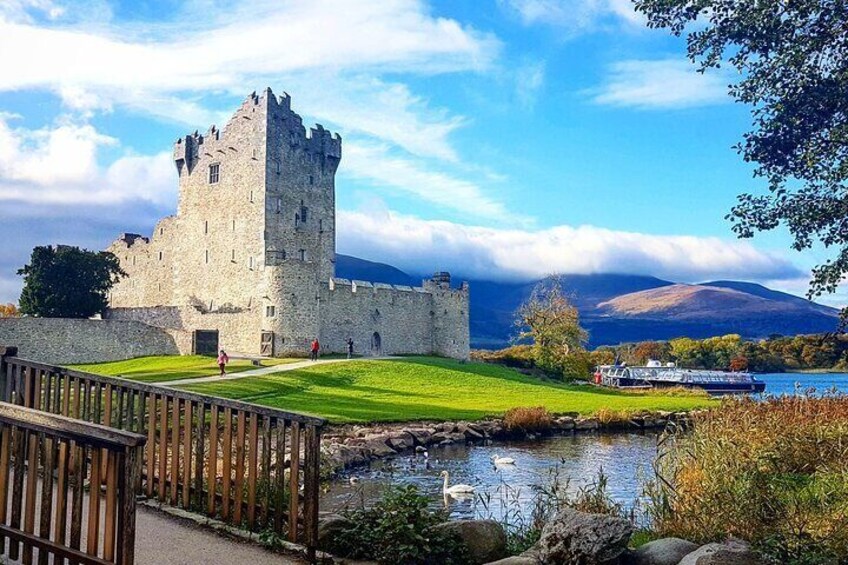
top-left (430, 519), bottom-right (507, 564)
top-left (537, 508), bottom-right (633, 564)
top-left (631, 537), bottom-right (699, 565)
top-left (678, 538), bottom-right (764, 565)
top-left (317, 516), bottom-right (354, 555)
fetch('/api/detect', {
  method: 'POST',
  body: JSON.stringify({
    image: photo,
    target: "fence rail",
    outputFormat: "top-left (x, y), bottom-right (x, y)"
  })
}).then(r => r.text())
top-left (0, 401), bottom-right (145, 565)
top-left (0, 348), bottom-right (325, 559)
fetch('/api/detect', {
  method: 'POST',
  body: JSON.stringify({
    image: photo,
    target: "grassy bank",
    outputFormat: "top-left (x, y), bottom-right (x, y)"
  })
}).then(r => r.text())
top-left (180, 356), bottom-right (714, 423)
top-left (71, 355), bottom-right (296, 384)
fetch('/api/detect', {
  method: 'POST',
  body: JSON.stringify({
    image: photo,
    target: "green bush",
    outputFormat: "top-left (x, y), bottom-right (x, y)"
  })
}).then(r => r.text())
top-left (334, 485), bottom-right (470, 564)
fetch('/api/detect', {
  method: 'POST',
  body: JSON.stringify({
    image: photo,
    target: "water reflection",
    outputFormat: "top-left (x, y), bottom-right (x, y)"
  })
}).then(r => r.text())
top-left (321, 432), bottom-right (659, 522)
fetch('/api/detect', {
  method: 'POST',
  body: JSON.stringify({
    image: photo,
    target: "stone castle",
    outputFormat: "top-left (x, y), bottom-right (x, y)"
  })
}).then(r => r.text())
top-left (105, 88), bottom-right (470, 359)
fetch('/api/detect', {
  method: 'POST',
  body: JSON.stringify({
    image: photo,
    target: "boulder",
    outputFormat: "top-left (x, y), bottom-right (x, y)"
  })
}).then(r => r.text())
top-left (430, 519), bottom-right (508, 564)
top-left (537, 508), bottom-right (633, 564)
top-left (385, 436), bottom-right (411, 451)
top-left (363, 438), bottom-right (396, 458)
top-left (404, 428), bottom-right (433, 445)
top-left (316, 516), bottom-right (353, 555)
top-left (678, 539), bottom-right (764, 565)
top-left (575, 418), bottom-right (600, 431)
top-left (631, 537), bottom-right (699, 565)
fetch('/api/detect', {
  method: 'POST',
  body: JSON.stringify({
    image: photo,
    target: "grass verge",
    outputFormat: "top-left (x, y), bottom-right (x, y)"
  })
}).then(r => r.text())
top-left (70, 355), bottom-right (297, 384)
top-left (179, 356), bottom-right (714, 423)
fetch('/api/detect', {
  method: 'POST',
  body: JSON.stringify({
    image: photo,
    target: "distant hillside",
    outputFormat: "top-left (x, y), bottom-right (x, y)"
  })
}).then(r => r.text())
top-left (335, 255), bottom-right (418, 286)
top-left (335, 254), bottom-right (840, 348)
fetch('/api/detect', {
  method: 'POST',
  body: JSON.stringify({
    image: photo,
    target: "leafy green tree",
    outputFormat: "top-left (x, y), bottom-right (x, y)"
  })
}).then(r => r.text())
top-left (18, 246), bottom-right (126, 318)
top-left (516, 276), bottom-right (589, 375)
top-left (636, 0), bottom-right (848, 319)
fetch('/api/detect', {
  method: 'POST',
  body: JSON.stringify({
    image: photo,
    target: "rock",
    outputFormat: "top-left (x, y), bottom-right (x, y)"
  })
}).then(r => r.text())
top-left (404, 428), bottom-right (433, 445)
top-left (429, 432), bottom-right (450, 444)
top-left (317, 516), bottom-right (353, 555)
top-left (574, 418), bottom-right (600, 431)
top-left (415, 445), bottom-right (427, 453)
top-left (430, 519), bottom-right (507, 564)
top-left (463, 427), bottom-right (485, 440)
top-left (631, 537), bottom-right (699, 565)
top-left (537, 508), bottom-right (633, 564)
top-left (363, 438), bottom-right (396, 458)
top-left (385, 436), bottom-right (410, 451)
top-left (484, 557), bottom-right (535, 565)
top-left (678, 538), bottom-right (764, 565)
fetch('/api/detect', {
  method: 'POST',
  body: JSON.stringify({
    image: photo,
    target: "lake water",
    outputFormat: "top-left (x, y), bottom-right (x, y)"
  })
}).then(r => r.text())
top-left (320, 372), bottom-right (848, 522)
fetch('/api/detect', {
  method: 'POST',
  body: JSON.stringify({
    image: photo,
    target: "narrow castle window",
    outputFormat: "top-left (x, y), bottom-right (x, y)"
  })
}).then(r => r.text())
top-left (309, 175), bottom-right (314, 186)
top-left (249, 256), bottom-right (255, 270)
top-left (250, 191), bottom-right (254, 203)
top-left (205, 250), bottom-right (209, 264)
top-left (276, 161), bottom-right (282, 174)
top-left (159, 227), bottom-right (164, 236)
top-left (275, 197), bottom-right (282, 214)
top-left (231, 250), bottom-right (236, 261)
top-left (209, 163), bottom-right (220, 184)
top-left (232, 220), bottom-right (236, 231)
top-left (204, 220), bottom-right (208, 234)
top-left (300, 202), bottom-right (308, 223)
top-left (319, 219), bottom-right (323, 232)
top-left (265, 305), bottom-right (276, 317)
top-left (299, 249), bottom-right (306, 261)
top-left (132, 256), bottom-right (136, 266)
top-left (158, 251), bottom-right (163, 261)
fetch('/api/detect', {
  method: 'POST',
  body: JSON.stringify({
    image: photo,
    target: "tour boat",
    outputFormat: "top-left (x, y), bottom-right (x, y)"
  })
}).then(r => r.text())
top-left (594, 360), bottom-right (766, 394)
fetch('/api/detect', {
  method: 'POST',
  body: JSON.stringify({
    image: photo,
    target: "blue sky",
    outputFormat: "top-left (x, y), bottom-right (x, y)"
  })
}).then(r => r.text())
top-left (0, 0), bottom-right (837, 305)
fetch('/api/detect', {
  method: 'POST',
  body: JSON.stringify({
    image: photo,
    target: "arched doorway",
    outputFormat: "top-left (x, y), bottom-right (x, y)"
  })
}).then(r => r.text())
top-left (371, 332), bottom-right (382, 357)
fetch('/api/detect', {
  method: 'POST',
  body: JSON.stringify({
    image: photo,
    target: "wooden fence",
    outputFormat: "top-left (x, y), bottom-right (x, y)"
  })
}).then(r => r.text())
top-left (0, 401), bottom-right (145, 565)
top-left (0, 347), bottom-right (326, 559)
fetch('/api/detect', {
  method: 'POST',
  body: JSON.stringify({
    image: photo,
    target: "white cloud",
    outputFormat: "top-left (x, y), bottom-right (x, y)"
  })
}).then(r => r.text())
top-left (502, 0), bottom-right (645, 32)
top-left (515, 61), bottom-right (546, 108)
top-left (0, 114), bottom-right (175, 205)
top-left (341, 142), bottom-right (522, 223)
top-left (0, 0), bottom-right (508, 216)
top-left (336, 208), bottom-right (801, 283)
top-left (591, 59), bottom-right (731, 109)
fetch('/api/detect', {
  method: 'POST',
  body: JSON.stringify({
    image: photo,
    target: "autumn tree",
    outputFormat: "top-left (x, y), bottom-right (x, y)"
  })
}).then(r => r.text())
top-left (0, 303), bottom-right (19, 318)
top-left (18, 246), bottom-right (126, 318)
top-left (516, 276), bottom-right (588, 375)
top-left (636, 1), bottom-right (848, 323)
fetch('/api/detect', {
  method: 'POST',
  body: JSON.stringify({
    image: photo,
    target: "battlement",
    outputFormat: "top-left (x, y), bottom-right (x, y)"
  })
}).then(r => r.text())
top-left (173, 87), bottom-right (341, 175)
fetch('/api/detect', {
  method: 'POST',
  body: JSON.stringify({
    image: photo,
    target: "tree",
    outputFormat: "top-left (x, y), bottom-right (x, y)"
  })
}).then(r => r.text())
top-left (0, 303), bottom-right (19, 318)
top-left (18, 246), bottom-right (126, 318)
top-left (636, 1), bottom-right (848, 319)
top-left (516, 276), bottom-right (588, 375)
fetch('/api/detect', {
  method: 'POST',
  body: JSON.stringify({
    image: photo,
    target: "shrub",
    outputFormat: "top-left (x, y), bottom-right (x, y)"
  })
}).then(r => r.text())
top-left (595, 407), bottom-right (630, 426)
top-left (334, 485), bottom-right (470, 564)
top-left (645, 394), bottom-right (848, 564)
top-left (471, 345), bottom-right (535, 369)
top-left (503, 406), bottom-right (553, 433)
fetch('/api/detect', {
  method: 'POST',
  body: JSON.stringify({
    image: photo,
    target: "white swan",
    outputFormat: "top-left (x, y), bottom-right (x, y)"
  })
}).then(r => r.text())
top-left (440, 470), bottom-right (475, 495)
top-left (491, 454), bottom-right (516, 465)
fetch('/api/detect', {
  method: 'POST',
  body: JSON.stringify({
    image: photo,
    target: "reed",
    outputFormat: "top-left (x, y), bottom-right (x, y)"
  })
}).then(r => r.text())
top-left (645, 393), bottom-right (848, 563)
top-left (503, 406), bottom-right (554, 433)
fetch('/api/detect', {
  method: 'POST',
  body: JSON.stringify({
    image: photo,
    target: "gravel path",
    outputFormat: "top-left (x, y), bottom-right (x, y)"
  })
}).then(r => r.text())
top-left (134, 505), bottom-right (305, 564)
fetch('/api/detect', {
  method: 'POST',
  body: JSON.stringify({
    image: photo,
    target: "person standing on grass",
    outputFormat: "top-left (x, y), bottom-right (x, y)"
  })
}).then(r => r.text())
top-left (310, 338), bottom-right (320, 361)
top-left (346, 337), bottom-right (354, 359)
top-left (217, 349), bottom-right (229, 375)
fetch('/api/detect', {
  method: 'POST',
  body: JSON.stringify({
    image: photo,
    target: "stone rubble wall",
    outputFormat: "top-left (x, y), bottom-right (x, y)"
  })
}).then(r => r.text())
top-left (0, 318), bottom-right (179, 364)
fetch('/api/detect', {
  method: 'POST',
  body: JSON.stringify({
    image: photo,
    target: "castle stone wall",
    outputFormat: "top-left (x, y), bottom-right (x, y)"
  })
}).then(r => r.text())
top-left (0, 318), bottom-right (179, 364)
top-left (318, 280), bottom-right (434, 356)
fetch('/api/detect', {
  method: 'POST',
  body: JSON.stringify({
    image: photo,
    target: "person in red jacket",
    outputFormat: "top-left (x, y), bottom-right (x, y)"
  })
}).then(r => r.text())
top-left (217, 349), bottom-right (229, 375)
top-left (310, 338), bottom-right (320, 361)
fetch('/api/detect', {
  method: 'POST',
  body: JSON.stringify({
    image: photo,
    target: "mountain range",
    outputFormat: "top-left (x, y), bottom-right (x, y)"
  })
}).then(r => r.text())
top-left (335, 255), bottom-right (840, 349)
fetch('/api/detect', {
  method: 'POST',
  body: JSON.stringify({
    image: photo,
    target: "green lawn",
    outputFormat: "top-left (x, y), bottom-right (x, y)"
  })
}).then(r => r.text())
top-left (179, 357), bottom-right (715, 423)
top-left (70, 355), bottom-right (297, 384)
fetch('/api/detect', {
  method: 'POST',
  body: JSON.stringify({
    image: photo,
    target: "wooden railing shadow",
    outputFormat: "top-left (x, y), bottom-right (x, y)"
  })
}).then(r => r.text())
top-left (0, 401), bottom-right (145, 565)
top-left (0, 347), bottom-right (326, 562)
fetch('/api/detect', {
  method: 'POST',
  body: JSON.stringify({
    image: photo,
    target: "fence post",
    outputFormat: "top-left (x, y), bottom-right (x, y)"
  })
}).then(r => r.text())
top-left (0, 346), bottom-right (17, 403)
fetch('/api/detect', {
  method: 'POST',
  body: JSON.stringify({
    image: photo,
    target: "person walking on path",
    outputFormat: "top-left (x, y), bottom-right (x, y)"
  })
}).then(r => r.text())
top-left (346, 337), bottom-right (354, 359)
top-left (310, 338), bottom-right (320, 361)
top-left (217, 349), bottom-right (229, 376)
